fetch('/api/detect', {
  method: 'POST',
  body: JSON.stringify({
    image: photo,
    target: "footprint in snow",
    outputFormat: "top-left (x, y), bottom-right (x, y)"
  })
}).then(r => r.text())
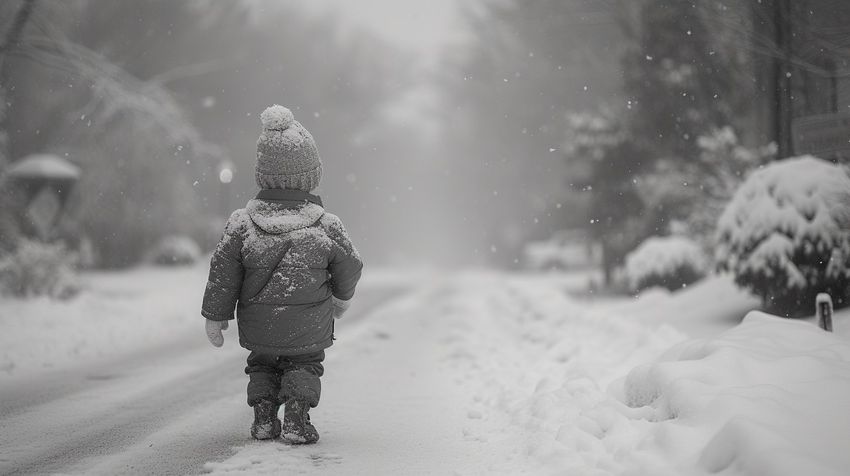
top-left (309, 452), bottom-right (343, 467)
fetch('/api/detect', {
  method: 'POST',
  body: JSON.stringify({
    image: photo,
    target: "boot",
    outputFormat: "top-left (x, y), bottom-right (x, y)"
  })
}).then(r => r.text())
top-left (282, 399), bottom-right (319, 444)
top-left (250, 399), bottom-right (281, 440)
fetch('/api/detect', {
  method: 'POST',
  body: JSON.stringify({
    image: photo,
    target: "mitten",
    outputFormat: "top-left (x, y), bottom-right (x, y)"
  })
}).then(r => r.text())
top-left (332, 297), bottom-right (351, 320)
top-left (205, 318), bottom-right (229, 347)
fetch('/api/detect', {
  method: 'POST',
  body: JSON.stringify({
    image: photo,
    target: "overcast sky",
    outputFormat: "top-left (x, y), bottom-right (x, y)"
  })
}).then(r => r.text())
top-left (303, 0), bottom-right (468, 59)
top-left (239, 0), bottom-right (470, 68)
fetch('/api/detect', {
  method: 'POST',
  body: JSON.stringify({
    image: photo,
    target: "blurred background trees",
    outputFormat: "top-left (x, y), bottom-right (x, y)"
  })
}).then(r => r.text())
top-left (1, 0), bottom-right (849, 311)
top-left (438, 0), bottom-right (633, 266)
top-left (0, 0), bottom-right (408, 268)
top-left (443, 0), bottom-right (850, 310)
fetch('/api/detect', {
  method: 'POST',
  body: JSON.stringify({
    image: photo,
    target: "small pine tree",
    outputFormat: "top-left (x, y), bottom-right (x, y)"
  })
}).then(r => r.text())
top-left (563, 109), bottom-right (650, 285)
top-left (716, 157), bottom-right (850, 316)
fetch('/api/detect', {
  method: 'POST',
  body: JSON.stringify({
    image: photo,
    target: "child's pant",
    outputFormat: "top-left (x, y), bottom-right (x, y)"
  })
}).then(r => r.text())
top-left (245, 350), bottom-right (325, 408)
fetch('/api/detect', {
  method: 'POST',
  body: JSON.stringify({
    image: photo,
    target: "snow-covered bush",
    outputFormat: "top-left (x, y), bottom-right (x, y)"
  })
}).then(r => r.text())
top-left (148, 235), bottom-right (202, 266)
top-left (0, 239), bottom-right (80, 299)
top-left (623, 235), bottom-right (708, 292)
top-left (716, 156), bottom-right (850, 316)
top-left (522, 230), bottom-right (600, 270)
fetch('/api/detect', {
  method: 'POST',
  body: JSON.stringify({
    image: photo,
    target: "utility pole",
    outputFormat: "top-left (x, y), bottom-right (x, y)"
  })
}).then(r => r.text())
top-left (773, 0), bottom-right (794, 158)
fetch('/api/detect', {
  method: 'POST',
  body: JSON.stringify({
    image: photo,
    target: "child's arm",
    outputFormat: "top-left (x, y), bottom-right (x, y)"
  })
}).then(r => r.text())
top-left (323, 214), bottom-right (363, 316)
top-left (201, 211), bottom-right (246, 328)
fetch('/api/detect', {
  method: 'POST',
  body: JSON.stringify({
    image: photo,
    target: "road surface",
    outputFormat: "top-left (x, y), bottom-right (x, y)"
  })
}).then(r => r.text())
top-left (0, 286), bottom-right (406, 475)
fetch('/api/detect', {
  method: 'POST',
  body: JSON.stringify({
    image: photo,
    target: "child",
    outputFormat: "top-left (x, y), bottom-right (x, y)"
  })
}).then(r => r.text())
top-left (201, 105), bottom-right (362, 444)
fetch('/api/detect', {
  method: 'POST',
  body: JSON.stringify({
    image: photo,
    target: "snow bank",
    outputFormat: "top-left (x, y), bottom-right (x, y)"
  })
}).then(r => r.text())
top-left (0, 264), bottom-right (208, 376)
top-left (595, 273), bottom-right (760, 338)
top-left (617, 311), bottom-right (850, 476)
top-left (419, 272), bottom-right (688, 474)
top-left (623, 235), bottom-right (707, 291)
top-left (0, 263), bottom-right (419, 379)
top-left (402, 272), bottom-right (850, 475)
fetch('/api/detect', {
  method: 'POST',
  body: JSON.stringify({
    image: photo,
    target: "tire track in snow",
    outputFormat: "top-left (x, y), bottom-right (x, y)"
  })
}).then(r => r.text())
top-left (0, 332), bottom-right (212, 419)
top-left (0, 346), bottom-right (245, 475)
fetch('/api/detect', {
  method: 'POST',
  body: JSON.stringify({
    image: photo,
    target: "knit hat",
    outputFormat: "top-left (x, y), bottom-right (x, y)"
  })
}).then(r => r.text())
top-left (255, 105), bottom-right (322, 191)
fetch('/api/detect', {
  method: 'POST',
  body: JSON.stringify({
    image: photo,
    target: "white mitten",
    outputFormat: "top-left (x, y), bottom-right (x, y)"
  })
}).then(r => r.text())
top-left (332, 297), bottom-right (352, 320)
top-left (205, 319), bottom-right (229, 347)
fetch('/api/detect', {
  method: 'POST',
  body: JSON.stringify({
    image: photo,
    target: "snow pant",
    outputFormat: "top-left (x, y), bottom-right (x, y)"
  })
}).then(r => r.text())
top-left (245, 350), bottom-right (325, 408)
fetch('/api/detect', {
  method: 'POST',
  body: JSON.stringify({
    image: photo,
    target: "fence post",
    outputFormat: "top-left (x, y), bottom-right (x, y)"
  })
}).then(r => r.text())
top-left (816, 293), bottom-right (833, 332)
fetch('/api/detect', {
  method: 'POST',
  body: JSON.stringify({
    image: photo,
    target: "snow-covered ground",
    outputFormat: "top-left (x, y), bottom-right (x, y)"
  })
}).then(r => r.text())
top-left (0, 264), bottom-right (208, 377)
top-left (592, 274), bottom-right (760, 338)
top-left (2, 266), bottom-right (850, 475)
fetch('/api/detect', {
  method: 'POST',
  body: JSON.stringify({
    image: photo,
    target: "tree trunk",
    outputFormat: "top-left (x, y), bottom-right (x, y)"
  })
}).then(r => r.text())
top-left (601, 239), bottom-right (613, 287)
top-left (773, 0), bottom-right (794, 158)
top-left (0, 0), bottom-right (38, 172)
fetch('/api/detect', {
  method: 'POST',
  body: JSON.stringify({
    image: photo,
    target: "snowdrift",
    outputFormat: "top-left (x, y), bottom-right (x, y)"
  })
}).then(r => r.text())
top-left (425, 274), bottom-right (850, 475)
top-left (616, 311), bottom-right (850, 476)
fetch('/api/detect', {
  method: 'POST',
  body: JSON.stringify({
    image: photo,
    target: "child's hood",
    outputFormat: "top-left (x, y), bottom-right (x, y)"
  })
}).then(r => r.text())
top-left (245, 189), bottom-right (325, 234)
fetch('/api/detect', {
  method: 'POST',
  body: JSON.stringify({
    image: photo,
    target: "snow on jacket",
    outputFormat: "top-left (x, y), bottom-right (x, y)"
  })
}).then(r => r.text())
top-left (201, 189), bottom-right (362, 355)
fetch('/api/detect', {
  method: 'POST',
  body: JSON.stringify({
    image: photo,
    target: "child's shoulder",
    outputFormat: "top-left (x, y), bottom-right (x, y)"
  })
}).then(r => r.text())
top-left (317, 211), bottom-right (354, 247)
top-left (223, 208), bottom-right (252, 235)
top-left (318, 210), bottom-right (344, 230)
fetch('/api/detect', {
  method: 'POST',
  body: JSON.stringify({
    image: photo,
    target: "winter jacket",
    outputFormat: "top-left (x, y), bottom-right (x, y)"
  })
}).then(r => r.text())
top-left (202, 189), bottom-right (362, 355)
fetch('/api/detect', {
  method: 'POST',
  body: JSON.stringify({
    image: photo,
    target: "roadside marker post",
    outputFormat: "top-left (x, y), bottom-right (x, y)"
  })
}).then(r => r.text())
top-left (816, 293), bottom-right (834, 332)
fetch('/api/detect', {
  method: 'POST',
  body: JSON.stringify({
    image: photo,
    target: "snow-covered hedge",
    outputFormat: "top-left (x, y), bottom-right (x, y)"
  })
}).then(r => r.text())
top-left (0, 239), bottom-right (79, 299)
top-left (716, 156), bottom-right (850, 315)
top-left (148, 235), bottom-right (202, 266)
top-left (623, 235), bottom-right (707, 292)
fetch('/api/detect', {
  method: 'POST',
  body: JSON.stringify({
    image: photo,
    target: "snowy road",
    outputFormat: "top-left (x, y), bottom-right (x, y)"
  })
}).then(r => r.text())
top-left (4, 271), bottom-right (849, 475)
top-left (0, 273), bottom-right (675, 475)
top-left (17, 268), bottom-right (848, 476)
top-left (199, 273), bottom-right (685, 475)
top-left (0, 286), bottom-right (407, 476)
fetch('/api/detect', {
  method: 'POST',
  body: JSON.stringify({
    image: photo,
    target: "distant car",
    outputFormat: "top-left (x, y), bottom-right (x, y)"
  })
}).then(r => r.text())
top-left (522, 230), bottom-right (600, 271)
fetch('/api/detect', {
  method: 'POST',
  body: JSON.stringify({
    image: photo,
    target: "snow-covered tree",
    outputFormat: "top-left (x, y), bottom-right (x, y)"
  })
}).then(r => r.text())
top-left (716, 156), bottom-right (850, 316)
top-left (0, 1), bottom-right (222, 266)
top-left (3, 1), bottom-right (406, 267)
top-left (563, 109), bottom-right (650, 285)
top-left (623, 235), bottom-right (707, 293)
top-left (622, 0), bottom-right (753, 158)
top-left (635, 127), bottom-right (775, 248)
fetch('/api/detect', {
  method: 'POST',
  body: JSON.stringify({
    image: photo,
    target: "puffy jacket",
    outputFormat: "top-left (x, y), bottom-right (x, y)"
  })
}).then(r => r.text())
top-left (201, 189), bottom-right (362, 355)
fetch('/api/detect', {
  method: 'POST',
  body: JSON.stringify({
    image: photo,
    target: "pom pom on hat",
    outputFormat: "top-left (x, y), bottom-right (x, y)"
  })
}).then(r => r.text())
top-left (260, 105), bottom-right (295, 131)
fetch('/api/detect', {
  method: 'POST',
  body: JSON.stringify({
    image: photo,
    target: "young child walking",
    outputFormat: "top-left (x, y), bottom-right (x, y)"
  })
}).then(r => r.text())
top-left (201, 105), bottom-right (362, 444)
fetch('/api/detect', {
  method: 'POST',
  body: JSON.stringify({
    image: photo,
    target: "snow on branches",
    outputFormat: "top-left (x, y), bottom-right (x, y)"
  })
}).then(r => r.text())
top-left (716, 156), bottom-right (850, 315)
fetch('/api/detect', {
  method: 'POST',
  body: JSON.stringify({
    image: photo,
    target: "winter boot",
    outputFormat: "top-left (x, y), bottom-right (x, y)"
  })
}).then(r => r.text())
top-left (250, 399), bottom-right (281, 440)
top-left (282, 399), bottom-right (319, 444)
